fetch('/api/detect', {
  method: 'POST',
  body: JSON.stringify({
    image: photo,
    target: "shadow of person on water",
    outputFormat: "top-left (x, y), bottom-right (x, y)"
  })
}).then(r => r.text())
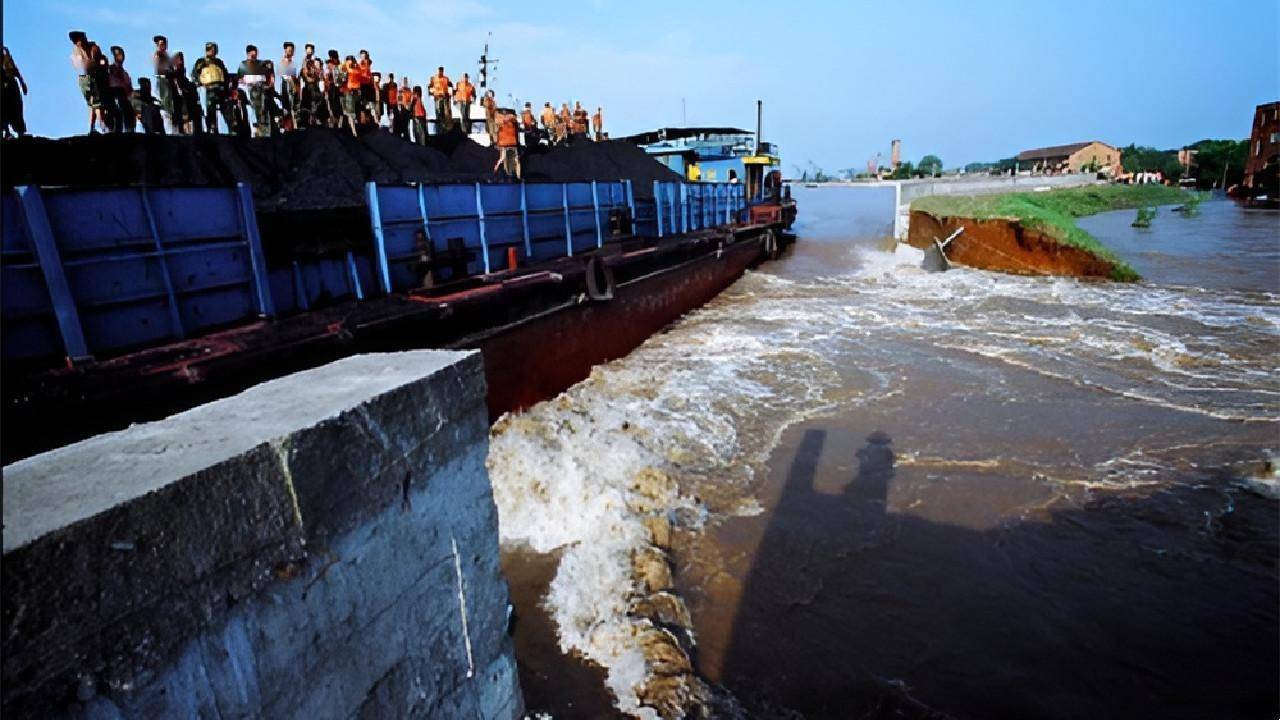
top-left (713, 426), bottom-right (1279, 720)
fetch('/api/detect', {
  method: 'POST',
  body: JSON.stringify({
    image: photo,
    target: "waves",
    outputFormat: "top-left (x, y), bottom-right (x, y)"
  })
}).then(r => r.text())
top-left (487, 233), bottom-right (1278, 717)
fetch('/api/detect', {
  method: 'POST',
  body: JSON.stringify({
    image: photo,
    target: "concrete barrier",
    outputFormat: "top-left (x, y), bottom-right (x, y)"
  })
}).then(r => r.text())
top-left (898, 173), bottom-right (1099, 205)
top-left (2, 351), bottom-right (521, 719)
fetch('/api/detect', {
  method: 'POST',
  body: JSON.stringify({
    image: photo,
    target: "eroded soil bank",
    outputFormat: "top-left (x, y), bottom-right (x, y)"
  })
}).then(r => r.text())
top-left (907, 210), bottom-right (1121, 278)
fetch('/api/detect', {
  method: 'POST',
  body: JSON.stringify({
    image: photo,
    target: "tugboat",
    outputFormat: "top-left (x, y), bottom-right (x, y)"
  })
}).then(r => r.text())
top-left (622, 101), bottom-right (797, 230)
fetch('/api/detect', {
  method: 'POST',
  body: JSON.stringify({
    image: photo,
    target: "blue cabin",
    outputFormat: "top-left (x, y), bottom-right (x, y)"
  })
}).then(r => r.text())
top-left (622, 127), bottom-right (783, 205)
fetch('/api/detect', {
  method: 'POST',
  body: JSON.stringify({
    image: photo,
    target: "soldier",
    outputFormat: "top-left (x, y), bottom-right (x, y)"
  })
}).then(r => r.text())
top-left (381, 72), bottom-right (398, 128)
top-left (192, 42), bottom-right (233, 134)
top-left (106, 46), bottom-right (135, 132)
top-left (171, 52), bottom-right (201, 134)
top-left (297, 57), bottom-right (323, 127)
top-left (152, 36), bottom-right (175, 133)
top-left (2, 47), bottom-right (28, 138)
top-left (323, 50), bottom-right (342, 128)
top-left (278, 42), bottom-right (298, 130)
top-left (132, 77), bottom-right (165, 134)
top-left (394, 79), bottom-right (413, 140)
top-left (237, 44), bottom-right (271, 137)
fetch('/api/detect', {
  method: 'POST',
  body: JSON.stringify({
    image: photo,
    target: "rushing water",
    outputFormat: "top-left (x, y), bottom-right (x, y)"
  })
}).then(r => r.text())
top-left (489, 188), bottom-right (1279, 719)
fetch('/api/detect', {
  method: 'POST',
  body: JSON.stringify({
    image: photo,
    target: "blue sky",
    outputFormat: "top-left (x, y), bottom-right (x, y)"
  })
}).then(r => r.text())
top-left (4, 0), bottom-right (1278, 171)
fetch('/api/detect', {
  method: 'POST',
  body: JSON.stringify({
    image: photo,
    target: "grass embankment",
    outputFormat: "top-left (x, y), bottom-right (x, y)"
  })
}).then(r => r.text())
top-left (912, 184), bottom-right (1189, 281)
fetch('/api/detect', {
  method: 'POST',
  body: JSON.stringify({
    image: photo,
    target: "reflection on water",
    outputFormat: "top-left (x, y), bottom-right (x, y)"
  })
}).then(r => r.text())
top-left (489, 187), bottom-right (1279, 719)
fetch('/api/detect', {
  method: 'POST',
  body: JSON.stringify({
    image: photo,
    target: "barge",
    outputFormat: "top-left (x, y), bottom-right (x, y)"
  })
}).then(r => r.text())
top-left (2, 169), bottom-right (792, 461)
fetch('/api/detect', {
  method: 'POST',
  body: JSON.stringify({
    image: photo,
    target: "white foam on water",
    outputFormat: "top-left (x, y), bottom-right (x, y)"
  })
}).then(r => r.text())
top-left (488, 272), bottom-right (864, 717)
top-left (487, 240), bottom-right (1277, 716)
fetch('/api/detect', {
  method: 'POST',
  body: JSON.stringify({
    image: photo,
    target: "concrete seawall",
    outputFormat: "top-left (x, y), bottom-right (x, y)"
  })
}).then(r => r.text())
top-left (2, 351), bottom-right (521, 718)
top-left (897, 173), bottom-right (1099, 205)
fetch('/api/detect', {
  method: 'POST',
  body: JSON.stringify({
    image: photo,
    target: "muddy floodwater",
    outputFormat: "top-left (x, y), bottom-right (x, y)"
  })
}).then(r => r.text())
top-left (490, 188), bottom-right (1279, 719)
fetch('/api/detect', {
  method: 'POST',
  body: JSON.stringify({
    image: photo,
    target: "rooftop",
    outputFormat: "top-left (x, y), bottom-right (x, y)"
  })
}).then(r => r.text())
top-left (1016, 141), bottom-right (1114, 161)
top-left (622, 127), bottom-right (753, 145)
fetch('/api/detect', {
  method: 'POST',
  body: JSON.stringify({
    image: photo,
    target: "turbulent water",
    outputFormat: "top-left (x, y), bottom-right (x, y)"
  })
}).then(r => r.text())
top-left (488, 188), bottom-right (1279, 719)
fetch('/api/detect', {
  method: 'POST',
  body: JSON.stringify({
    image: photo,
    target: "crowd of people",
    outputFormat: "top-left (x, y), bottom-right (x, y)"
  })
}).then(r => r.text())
top-left (4, 33), bottom-right (609, 173)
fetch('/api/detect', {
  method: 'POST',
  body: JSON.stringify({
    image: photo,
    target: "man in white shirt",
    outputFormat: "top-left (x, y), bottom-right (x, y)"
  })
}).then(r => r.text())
top-left (69, 31), bottom-right (104, 133)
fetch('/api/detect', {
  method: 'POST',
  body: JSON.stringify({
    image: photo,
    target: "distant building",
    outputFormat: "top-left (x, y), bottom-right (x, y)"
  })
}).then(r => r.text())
top-left (1243, 101), bottom-right (1279, 191)
top-left (1016, 141), bottom-right (1120, 175)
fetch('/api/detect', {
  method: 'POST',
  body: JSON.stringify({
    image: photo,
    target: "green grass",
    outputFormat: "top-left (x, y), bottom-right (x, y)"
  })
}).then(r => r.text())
top-left (1132, 206), bottom-right (1156, 228)
top-left (912, 184), bottom-right (1189, 281)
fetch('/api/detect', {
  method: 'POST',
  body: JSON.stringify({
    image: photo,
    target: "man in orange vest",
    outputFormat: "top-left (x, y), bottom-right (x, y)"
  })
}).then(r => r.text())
top-left (520, 101), bottom-right (537, 144)
top-left (340, 54), bottom-right (362, 135)
top-left (492, 110), bottom-right (521, 180)
top-left (411, 85), bottom-right (427, 144)
top-left (453, 72), bottom-right (475, 134)
top-left (540, 101), bottom-right (557, 145)
top-left (428, 66), bottom-right (451, 134)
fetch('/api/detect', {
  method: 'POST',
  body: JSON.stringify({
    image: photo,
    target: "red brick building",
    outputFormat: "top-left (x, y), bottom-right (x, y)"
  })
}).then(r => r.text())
top-left (1243, 101), bottom-right (1279, 192)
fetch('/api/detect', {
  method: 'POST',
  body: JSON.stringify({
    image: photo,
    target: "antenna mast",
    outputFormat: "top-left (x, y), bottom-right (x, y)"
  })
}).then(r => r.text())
top-left (478, 33), bottom-right (499, 89)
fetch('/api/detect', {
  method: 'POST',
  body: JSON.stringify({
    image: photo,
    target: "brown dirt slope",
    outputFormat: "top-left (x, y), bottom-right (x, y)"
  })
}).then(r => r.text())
top-left (908, 210), bottom-right (1120, 279)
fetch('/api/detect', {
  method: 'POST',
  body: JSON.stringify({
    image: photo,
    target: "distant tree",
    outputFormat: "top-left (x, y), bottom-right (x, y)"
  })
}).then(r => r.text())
top-left (1187, 138), bottom-right (1248, 188)
top-left (890, 161), bottom-right (914, 180)
top-left (964, 161), bottom-right (997, 174)
top-left (1121, 144), bottom-right (1175, 175)
top-left (918, 155), bottom-right (943, 176)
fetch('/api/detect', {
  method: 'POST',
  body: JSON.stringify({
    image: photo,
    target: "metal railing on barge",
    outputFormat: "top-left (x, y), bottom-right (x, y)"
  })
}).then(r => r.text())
top-left (3, 180), bottom-right (748, 364)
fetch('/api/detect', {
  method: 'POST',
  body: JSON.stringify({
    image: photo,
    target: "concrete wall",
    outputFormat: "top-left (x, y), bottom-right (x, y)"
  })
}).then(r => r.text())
top-left (889, 173), bottom-right (1100, 239)
top-left (897, 173), bottom-right (1100, 205)
top-left (2, 351), bottom-right (521, 719)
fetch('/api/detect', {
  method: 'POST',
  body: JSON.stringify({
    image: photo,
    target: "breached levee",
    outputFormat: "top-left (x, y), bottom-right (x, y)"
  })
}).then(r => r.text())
top-left (908, 210), bottom-right (1124, 278)
top-left (907, 184), bottom-right (1190, 281)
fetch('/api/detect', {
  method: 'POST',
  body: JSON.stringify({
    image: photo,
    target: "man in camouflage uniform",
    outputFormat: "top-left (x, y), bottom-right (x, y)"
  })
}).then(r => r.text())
top-left (191, 42), bottom-right (233, 134)
top-left (237, 44), bottom-right (272, 137)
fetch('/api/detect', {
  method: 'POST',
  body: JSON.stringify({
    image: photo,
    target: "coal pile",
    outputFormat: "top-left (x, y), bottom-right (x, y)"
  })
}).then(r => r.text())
top-left (1, 128), bottom-right (680, 210)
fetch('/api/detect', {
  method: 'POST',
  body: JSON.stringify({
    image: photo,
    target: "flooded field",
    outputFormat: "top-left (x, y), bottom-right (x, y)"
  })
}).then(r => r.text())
top-left (490, 188), bottom-right (1279, 719)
